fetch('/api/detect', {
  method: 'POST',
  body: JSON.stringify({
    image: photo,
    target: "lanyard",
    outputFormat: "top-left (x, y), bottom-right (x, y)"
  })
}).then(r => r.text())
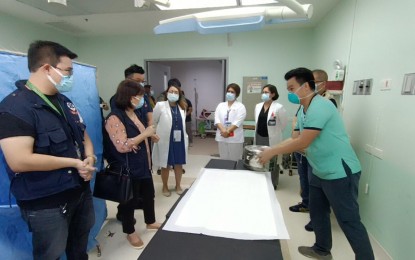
top-left (170, 105), bottom-right (179, 129)
top-left (26, 81), bottom-right (64, 117)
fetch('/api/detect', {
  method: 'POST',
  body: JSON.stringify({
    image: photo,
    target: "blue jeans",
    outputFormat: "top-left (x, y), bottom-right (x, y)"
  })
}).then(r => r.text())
top-left (309, 161), bottom-right (374, 260)
top-left (294, 153), bottom-right (312, 207)
top-left (21, 189), bottom-right (95, 260)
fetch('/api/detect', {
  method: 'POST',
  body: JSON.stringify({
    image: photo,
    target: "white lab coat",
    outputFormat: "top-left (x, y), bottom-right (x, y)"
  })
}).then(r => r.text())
top-left (214, 101), bottom-right (247, 143)
top-left (254, 101), bottom-right (288, 147)
top-left (152, 101), bottom-right (188, 168)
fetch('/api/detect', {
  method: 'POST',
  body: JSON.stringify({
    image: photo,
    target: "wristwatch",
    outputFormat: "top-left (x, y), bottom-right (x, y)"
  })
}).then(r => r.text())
top-left (86, 154), bottom-right (97, 165)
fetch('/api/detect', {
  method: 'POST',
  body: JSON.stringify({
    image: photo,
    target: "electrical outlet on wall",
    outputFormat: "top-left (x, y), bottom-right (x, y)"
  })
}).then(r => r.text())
top-left (364, 79), bottom-right (373, 95)
top-left (353, 79), bottom-right (373, 95)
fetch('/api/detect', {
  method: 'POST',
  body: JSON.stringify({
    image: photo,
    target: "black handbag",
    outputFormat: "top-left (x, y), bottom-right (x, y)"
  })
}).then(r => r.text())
top-left (93, 155), bottom-right (133, 203)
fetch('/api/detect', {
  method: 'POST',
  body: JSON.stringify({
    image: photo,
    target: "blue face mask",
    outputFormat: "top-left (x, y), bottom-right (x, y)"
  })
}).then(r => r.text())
top-left (167, 93), bottom-right (179, 102)
top-left (261, 93), bottom-right (270, 102)
top-left (287, 84), bottom-right (304, 104)
top-left (47, 67), bottom-right (74, 92)
top-left (132, 96), bottom-right (144, 109)
top-left (226, 92), bottom-right (236, 101)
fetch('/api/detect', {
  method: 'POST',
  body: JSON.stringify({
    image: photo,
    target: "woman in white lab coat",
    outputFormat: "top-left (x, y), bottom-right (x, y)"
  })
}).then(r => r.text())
top-left (214, 83), bottom-right (247, 161)
top-left (152, 83), bottom-right (188, 197)
top-left (254, 84), bottom-right (288, 189)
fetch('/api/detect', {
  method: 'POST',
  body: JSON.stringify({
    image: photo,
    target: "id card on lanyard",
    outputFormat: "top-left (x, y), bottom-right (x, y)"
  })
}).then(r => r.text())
top-left (171, 105), bottom-right (182, 142)
top-left (224, 109), bottom-right (234, 137)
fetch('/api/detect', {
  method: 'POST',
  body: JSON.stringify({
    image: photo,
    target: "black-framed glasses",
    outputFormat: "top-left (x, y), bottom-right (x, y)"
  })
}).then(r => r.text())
top-left (55, 67), bottom-right (73, 76)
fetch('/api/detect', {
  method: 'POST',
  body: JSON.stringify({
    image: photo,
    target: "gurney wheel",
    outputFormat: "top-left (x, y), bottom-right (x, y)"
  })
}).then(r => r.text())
top-left (289, 170), bottom-right (293, 176)
top-left (279, 170), bottom-right (284, 174)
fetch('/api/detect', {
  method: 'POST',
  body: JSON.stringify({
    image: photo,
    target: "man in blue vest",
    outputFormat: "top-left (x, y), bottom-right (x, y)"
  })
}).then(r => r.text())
top-left (259, 68), bottom-right (374, 260)
top-left (0, 40), bottom-right (96, 260)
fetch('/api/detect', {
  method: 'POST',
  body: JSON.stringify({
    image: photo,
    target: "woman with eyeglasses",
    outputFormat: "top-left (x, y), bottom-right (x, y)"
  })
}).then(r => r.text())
top-left (152, 79), bottom-right (188, 197)
top-left (254, 84), bottom-right (288, 189)
top-left (214, 83), bottom-right (247, 160)
top-left (104, 79), bottom-right (161, 249)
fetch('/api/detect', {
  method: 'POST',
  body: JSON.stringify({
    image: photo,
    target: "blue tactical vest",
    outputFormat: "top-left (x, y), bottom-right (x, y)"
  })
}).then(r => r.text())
top-left (0, 80), bottom-right (86, 201)
top-left (104, 108), bottom-right (151, 179)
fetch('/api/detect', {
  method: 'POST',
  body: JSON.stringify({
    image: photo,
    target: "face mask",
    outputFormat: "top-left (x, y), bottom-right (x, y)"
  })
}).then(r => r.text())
top-left (139, 82), bottom-right (145, 87)
top-left (287, 84), bottom-right (304, 104)
top-left (261, 93), bottom-right (270, 102)
top-left (150, 90), bottom-right (154, 96)
top-left (167, 93), bottom-right (179, 102)
top-left (47, 67), bottom-right (73, 92)
top-left (226, 92), bottom-right (236, 101)
top-left (132, 97), bottom-right (144, 109)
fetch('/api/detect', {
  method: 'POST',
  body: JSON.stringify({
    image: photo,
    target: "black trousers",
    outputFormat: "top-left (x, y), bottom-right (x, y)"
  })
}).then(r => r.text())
top-left (118, 177), bottom-right (156, 234)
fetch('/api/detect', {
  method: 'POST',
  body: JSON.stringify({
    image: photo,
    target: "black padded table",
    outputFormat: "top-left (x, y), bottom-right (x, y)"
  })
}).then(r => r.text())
top-left (138, 159), bottom-right (283, 260)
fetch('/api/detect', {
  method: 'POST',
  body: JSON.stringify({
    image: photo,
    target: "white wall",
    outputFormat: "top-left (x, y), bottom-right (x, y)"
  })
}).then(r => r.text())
top-left (0, 12), bottom-right (79, 55)
top-left (76, 29), bottom-right (313, 123)
top-left (313, 0), bottom-right (415, 259)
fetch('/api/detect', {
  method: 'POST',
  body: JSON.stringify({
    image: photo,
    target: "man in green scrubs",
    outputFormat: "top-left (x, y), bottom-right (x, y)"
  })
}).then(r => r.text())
top-left (259, 67), bottom-right (374, 260)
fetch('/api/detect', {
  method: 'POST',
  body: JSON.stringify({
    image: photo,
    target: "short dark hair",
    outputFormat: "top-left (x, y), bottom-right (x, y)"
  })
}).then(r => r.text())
top-left (124, 64), bottom-right (145, 78)
top-left (144, 84), bottom-right (152, 89)
top-left (284, 67), bottom-right (316, 90)
top-left (27, 40), bottom-right (77, 72)
top-left (263, 84), bottom-right (279, 100)
top-left (115, 79), bottom-right (144, 110)
top-left (168, 78), bottom-right (181, 88)
top-left (226, 83), bottom-right (241, 98)
top-left (312, 69), bottom-right (328, 82)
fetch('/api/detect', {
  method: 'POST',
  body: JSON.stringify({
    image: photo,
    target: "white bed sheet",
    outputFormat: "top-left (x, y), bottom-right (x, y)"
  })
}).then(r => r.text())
top-left (163, 168), bottom-right (289, 240)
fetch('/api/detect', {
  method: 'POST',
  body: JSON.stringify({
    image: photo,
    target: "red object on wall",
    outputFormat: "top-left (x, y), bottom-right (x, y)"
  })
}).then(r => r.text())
top-left (326, 81), bottom-right (344, 91)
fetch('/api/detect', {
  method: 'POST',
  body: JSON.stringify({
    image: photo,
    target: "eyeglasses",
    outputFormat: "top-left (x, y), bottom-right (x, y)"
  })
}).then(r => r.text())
top-left (55, 67), bottom-right (73, 76)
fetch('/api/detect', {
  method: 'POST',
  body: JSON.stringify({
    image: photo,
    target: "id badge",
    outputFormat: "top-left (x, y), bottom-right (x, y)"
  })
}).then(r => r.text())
top-left (224, 120), bottom-right (231, 128)
top-left (268, 119), bottom-right (276, 126)
top-left (173, 130), bottom-right (182, 142)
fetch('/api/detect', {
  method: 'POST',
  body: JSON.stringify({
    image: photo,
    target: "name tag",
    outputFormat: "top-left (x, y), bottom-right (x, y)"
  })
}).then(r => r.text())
top-left (173, 130), bottom-right (182, 142)
top-left (268, 119), bottom-right (276, 126)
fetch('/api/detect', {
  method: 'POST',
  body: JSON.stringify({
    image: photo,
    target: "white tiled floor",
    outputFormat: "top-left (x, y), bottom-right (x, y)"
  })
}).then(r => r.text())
top-left (88, 136), bottom-right (390, 260)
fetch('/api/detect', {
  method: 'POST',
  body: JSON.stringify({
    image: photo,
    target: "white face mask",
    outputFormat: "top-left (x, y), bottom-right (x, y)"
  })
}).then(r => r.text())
top-left (167, 92), bottom-right (179, 102)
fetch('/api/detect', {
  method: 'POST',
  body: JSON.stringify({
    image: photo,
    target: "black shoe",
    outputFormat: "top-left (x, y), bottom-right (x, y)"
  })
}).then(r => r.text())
top-left (305, 221), bottom-right (313, 232)
top-left (289, 202), bottom-right (309, 213)
top-left (298, 246), bottom-right (332, 260)
top-left (116, 213), bottom-right (136, 225)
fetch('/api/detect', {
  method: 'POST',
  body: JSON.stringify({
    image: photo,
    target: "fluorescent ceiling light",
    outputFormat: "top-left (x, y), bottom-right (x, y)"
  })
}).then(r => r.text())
top-left (48, 0), bottom-right (67, 6)
top-left (156, 0), bottom-right (278, 10)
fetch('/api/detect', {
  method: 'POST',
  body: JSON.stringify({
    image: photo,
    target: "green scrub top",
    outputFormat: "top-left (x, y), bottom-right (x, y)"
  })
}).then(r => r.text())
top-left (295, 95), bottom-right (361, 180)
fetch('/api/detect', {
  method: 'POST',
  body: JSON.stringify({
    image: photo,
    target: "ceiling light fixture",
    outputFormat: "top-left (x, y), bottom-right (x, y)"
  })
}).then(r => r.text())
top-left (154, 1), bottom-right (313, 35)
top-left (47, 0), bottom-right (67, 6)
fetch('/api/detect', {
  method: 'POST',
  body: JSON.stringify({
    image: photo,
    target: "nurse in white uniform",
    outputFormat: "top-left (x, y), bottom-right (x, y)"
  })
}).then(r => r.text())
top-left (214, 83), bottom-right (247, 161)
top-left (254, 84), bottom-right (288, 188)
